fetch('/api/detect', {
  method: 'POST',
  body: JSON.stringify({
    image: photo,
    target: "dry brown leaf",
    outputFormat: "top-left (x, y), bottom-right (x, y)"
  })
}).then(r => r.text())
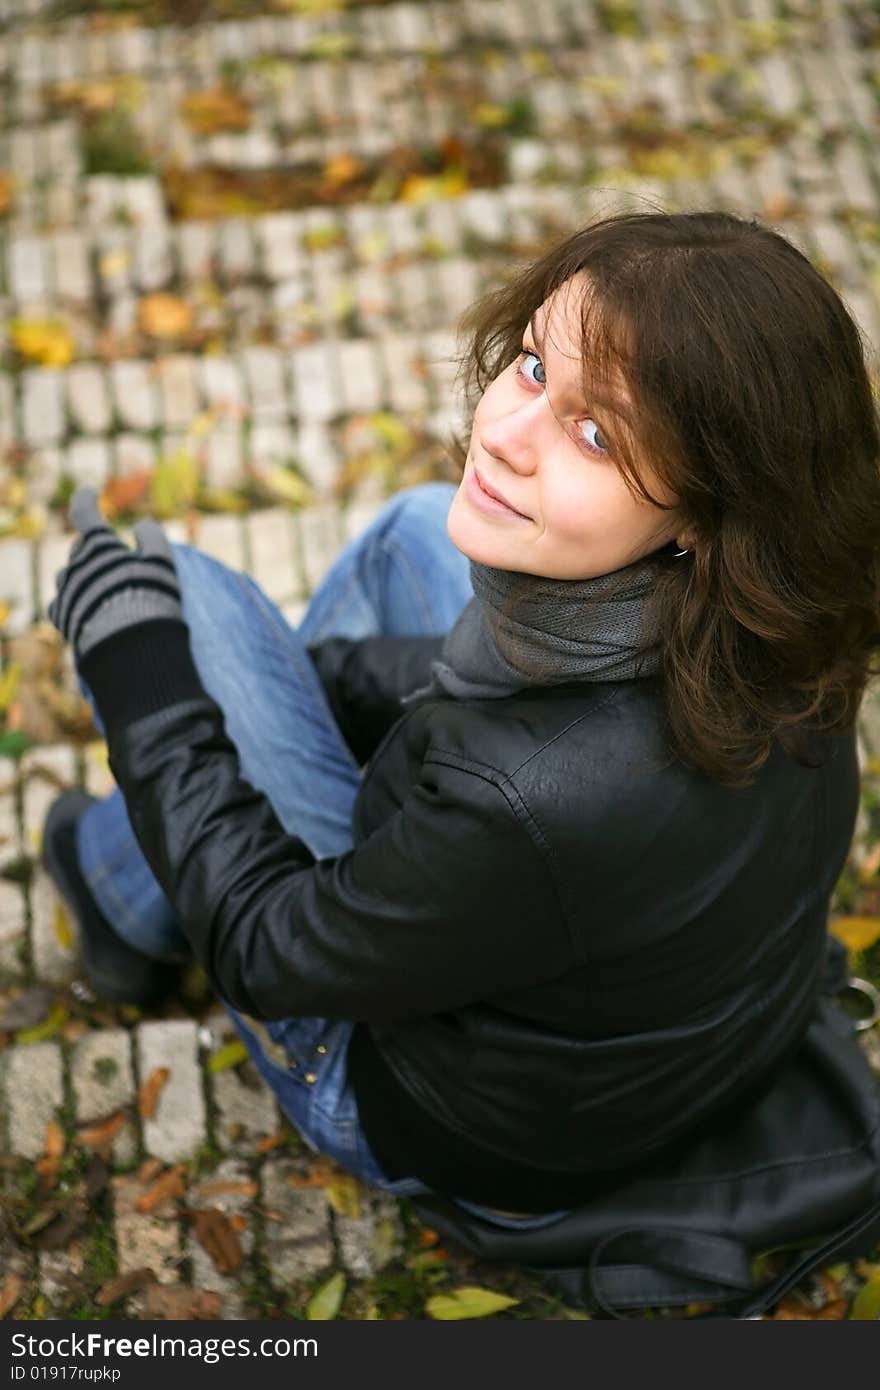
top-left (138, 294), bottom-right (192, 340)
top-left (0, 172), bottom-right (13, 217)
top-left (138, 1065), bottom-right (170, 1118)
top-left (140, 1285), bottom-right (221, 1320)
top-left (45, 1120), bottom-right (64, 1158)
top-left (285, 1155), bottom-right (338, 1188)
top-left (75, 1111), bottom-right (126, 1152)
top-left (254, 1131), bottom-right (286, 1153)
top-left (181, 86), bottom-right (252, 135)
top-left (135, 1164), bottom-right (187, 1214)
top-left (96, 1268), bottom-right (157, 1307)
top-left (102, 470), bottom-right (154, 518)
top-left (0, 1272), bottom-right (22, 1319)
top-left (323, 152), bottom-right (364, 186)
top-left (229, 1213), bottom-right (247, 1233)
top-left (194, 1179), bottom-right (258, 1200)
top-left (136, 1157), bottom-right (165, 1184)
top-left (185, 1207), bottom-right (244, 1275)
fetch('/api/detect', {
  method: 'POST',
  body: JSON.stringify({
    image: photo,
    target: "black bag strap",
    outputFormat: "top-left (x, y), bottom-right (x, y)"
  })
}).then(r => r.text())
top-left (584, 1196), bottom-right (880, 1319)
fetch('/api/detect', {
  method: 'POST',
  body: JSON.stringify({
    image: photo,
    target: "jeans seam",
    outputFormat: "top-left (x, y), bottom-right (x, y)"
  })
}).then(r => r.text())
top-left (379, 535), bottom-right (442, 633)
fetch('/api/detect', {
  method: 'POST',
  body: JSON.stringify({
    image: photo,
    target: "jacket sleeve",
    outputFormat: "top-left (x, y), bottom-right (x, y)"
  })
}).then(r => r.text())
top-left (78, 619), bottom-right (572, 1023)
top-left (306, 635), bottom-right (446, 766)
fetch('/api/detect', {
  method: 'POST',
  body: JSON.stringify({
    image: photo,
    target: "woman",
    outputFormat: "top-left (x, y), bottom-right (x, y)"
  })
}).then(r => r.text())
top-left (43, 209), bottom-right (879, 1224)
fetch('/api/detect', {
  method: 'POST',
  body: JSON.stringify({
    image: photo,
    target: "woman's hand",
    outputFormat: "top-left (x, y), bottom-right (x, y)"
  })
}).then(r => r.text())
top-left (48, 486), bottom-right (185, 662)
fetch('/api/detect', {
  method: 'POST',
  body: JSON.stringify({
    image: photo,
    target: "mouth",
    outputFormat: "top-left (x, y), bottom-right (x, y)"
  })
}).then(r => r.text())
top-left (473, 466), bottom-right (530, 519)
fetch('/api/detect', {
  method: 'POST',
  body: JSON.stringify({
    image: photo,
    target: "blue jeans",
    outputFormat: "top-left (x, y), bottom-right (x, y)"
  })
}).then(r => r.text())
top-left (73, 481), bottom-right (570, 1228)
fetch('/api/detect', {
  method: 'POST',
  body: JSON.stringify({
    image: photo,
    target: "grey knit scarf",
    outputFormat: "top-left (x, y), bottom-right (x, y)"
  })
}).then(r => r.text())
top-left (400, 544), bottom-right (675, 708)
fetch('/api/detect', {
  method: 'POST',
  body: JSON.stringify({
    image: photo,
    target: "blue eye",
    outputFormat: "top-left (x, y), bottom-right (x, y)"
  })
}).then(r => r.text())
top-left (579, 419), bottom-right (609, 455)
top-left (516, 351), bottom-right (610, 458)
top-left (518, 350), bottom-right (546, 387)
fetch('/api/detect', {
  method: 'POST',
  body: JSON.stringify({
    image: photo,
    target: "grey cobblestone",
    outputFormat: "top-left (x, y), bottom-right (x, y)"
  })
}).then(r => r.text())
top-left (66, 364), bottom-right (112, 436)
top-left (0, 877), bottom-right (27, 980)
top-left (8, 236), bottom-right (50, 303)
top-left (67, 438), bottom-right (112, 491)
top-left (30, 857), bottom-right (81, 985)
top-left (156, 355), bottom-right (199, 430)
top-left (0, 536), bottom-right (35, 637)
top-left (1, 1041), bottom-right (65, 1160)
top-left (334, 1188), bottom-right (406, 1280)
top-left (246, 508), bottom-right (299, 605)
top-left (137, 1019), bottom-right (207, 1163)
top-left (112, 1174), bottom-right (182, 1291)
top-left (71, 1029), bottom-right (137, 1167)
top-left (111, 360), bottom-right (158, 432)
top-left (186, 1156), bottom-right (257, 1317)
top-left (261, 1157), bottom-right (334, 1284)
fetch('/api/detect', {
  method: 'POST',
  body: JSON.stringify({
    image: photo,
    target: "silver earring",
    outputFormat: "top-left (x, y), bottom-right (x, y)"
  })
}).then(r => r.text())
top-left (672, 547), bottom-right (689, 557)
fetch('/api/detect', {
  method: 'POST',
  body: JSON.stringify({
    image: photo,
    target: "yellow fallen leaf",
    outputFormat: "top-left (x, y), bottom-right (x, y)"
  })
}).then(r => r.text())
top-left (0, 171), bottom-right (14, 216)
top-left (0, 601), bottom-right (12, 630)
top-left (306, 1270), bottom-right (345, 1320)
top-left (207, 1040), bottom-right (249, 1074)
top-left (323, 152), bottom-right (363, 186)
top-left (0, 659), bottom-right (22, 713)
top-left (264, 467), bottom-right (314, 508)
top-left (426, 1285), bottom-right (520, 1320)
top-left (828, 917), bottom-right (880, 953)
top-left (10, 318), bottom-right (75, 367)
top-left (17, 1003), bottom-right (68, 1045)
top-left (98, 247), bottom-right (131, 280)
top-left (54, 901), bottom-right (74, 950)
top-left (472, 103), bottom-right (513, 128)
top-left (324, 1174), bottom-right (362, 1219)
top-left (138, 293), bottom-right (193, 339)
top-left (180, 87), bottom-right (252, 136)
top-left (150, 446), bottom-right (200, 516)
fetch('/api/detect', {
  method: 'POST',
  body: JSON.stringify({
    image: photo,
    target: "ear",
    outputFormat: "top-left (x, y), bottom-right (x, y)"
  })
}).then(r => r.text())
top-left (674, 531), bottom-right (696, 552)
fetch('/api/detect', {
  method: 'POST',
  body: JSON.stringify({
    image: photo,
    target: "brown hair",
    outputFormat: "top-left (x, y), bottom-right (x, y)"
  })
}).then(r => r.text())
top-left (445, 209), bottom-right (880, 790)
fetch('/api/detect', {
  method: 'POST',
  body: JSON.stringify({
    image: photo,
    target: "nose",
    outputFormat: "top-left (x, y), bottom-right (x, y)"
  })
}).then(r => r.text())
top-left (478, 395), bottom-right (545, 473)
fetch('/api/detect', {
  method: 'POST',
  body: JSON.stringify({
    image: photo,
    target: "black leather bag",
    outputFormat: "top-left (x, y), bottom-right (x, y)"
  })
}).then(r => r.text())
top-left (410, 940), bottom-right (880, 1319)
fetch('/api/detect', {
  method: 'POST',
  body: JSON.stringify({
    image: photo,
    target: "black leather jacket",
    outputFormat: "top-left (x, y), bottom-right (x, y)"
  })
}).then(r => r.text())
top-left (81, 621), bottom-right (861, 1196)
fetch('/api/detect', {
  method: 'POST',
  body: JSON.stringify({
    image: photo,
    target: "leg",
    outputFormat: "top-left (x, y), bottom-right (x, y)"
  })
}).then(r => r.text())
top-left (74, 481), bottom-right (471, 959)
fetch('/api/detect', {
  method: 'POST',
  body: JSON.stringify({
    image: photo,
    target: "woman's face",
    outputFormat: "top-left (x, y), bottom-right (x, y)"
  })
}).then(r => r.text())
top-left (447, 273), bottom-right (690, 579)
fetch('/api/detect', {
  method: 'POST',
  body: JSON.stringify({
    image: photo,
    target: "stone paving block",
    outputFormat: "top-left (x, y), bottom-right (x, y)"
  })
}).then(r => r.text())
top-left (246, 508), bottom-right (299, 603)
top-left (196, 513), bottom-right (246, 571)
top-left (1, 1040), bottom-right (65, 1159)
top-left (115, 432), bottom-right (156, 479)
top-left (199, 356), bottom-right (246, 422)
top-left (177, 220), bottom-right (216, 282)
top-left (85, 176), bottom-right (128, 230)
top-left (255, 212), bottom-right (305, 282)
top-left (296, 502), bottom-right (346, 596)
top-left (186, 1156), bottom-right (257, 1318)
top-left (336, 338), bottom-right (385, 416)
top-left (124, 177), bottom-right (167, 229)
top-left (260, 1157), bottom-right (334, 1284)
top-left (95, 230), bottom-right (133, 295)
top-left (112, 1174), bottom-right (182, 1289)
top-left (243, 345), bottom-right (289, 420)
top-left (21, 367), bottom-right (64, 445)
top-left (71, 1028), bottom-right (137, 1166)
top-left (30, 859), bottom-right (81, 985)
top-left (334, 1188), bottom-right (406, 1280)
top-left (66, 363), bottom-right (111, 435)
top-left (156, 354), bottom-right (199, 429)
top-left (35, 527), bottom-right (75, 623)
top-left (294, 420), bottom-right (341, 495)
top-left (350, 264), bottom-right (395, 334)
top-left (249, 420), bottom-right (296, 478)
top-left (203, 425), bottom-right (243, 492)
top-left (0, 537), bottom-right (35, 637)
top-left (378, 332), bottom-right (430, 414)
top-left (39, 1246), bottom-right (85, 1316)
top-left (21, 743), bottom-right (78, 862)
top-left (0, 877), bottom-right (27, 980)
top-left (137, 1019), bottom-right (207, 1163)
top-left (67, 437), bottom-right (112, 490)
top-left (50, 230), bottom-right (91, 303)
top-left (133, 225), bottom-right (173, 291)
top-left (432, 256), bottom-right (481, 324)
top-left (288, 341), bottom-right (339, 422)
top-left (0, 373), bottom-right (13, 449)
top-left (111, 359), bottom-right (159, 431)
top-left (217, 218), bottom-right (256, 283)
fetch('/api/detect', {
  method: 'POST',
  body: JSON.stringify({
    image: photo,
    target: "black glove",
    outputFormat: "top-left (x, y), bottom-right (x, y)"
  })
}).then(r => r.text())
top-left (48, 486), bottom-right (184, 663)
